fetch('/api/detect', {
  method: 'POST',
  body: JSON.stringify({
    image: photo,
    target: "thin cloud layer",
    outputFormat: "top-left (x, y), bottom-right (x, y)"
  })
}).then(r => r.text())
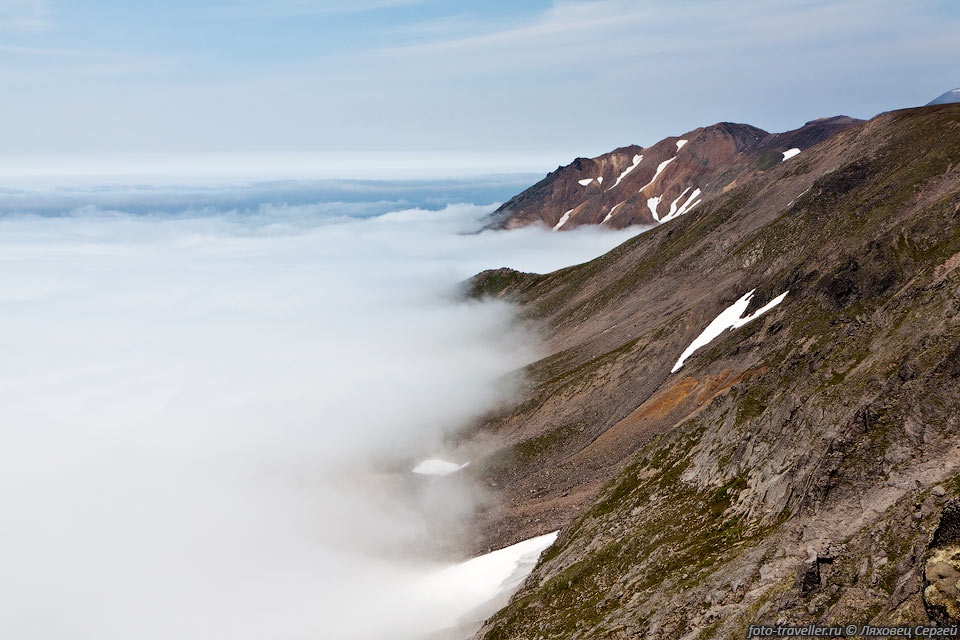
top-left (0, 196), bottom-right (641, 639)
top-left (0, 1), bottom-right (956, 157)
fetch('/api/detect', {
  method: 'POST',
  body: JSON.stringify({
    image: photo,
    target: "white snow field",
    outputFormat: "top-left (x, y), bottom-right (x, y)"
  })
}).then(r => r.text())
top-left (659, 187), bottom-right (701, 223)
top-left (553, 208), bottom-right (574, 230)
top-left (647, 195), bottom-right (662, 221)
top-left (417, 531), bottom-right (559, 633)
top-left (609, 154), bottom-right (643, 190)
top-left (641, 157), bottom-right (675, 192)
top-left (672, 289), bottom-right (789, 372)
top-left (412, 459), bottom-right (469, 476)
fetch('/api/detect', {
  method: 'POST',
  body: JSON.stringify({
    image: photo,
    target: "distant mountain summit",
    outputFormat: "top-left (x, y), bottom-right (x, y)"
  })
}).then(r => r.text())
top-left (488, 116), bottom-right (861, 231)
top-left (928, 87), bottom-right (960, 105)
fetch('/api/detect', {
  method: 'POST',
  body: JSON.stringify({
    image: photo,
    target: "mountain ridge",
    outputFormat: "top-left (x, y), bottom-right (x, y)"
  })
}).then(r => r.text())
top-left (487, 116), bottom-right (862, 232)
top-left (459, 103), bottom-right (960, 639)
top-left (928, 88), bottom-right (960, 106)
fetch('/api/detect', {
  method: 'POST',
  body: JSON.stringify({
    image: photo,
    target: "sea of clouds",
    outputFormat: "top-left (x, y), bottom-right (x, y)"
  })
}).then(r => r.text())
top-left (0, 183), bottom-right (643, 639)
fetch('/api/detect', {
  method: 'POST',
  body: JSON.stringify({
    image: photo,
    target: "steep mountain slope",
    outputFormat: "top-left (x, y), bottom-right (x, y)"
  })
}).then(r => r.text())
top-left (461, 103), bottom-right (960, 638)
top-left (928, 88), bottom-right (960, 106)
top-left (487, 116), bottom-right (861, 231)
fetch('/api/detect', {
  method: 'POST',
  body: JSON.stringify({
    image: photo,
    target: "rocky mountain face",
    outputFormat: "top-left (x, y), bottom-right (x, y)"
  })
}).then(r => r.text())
top-left (928, 88), bottom-right (960, 106)
top-left (487, 116), bottom-right (862, 231)
top-left (458, 103), bottom-right (960, 638)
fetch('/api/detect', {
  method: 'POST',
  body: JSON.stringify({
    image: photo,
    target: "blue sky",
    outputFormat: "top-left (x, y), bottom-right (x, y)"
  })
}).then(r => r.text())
top-left (1, 0), bottom-right (959, 174)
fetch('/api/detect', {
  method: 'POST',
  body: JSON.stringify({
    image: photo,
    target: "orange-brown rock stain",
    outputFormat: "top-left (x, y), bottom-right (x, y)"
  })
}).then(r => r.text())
top-left (573, 368), bottom-right (765, 462)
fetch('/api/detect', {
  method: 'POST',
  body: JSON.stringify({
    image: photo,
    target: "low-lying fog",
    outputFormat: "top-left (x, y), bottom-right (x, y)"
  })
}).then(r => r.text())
top-left (0, 184), bottom-right (642, 639)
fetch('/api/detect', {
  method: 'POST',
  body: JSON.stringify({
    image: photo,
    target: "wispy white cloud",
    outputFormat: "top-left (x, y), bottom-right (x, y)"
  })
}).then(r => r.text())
top-left (0, 43), bottom-right (72, 55)
top-left (0, 0), bottom-right (50, 31)
top-left (0, 0), bottom-right (956, 158)
top-left (386, 0), bottom-right (655, 53)
top-left (206, 0), bottom-right (428, 18)
top-left (382, 0), bottom-right (956, 72)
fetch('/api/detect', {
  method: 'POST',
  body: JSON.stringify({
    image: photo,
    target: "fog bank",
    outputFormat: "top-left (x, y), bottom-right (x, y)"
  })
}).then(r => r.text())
top-left (0, 198), bottom-right (641, 639)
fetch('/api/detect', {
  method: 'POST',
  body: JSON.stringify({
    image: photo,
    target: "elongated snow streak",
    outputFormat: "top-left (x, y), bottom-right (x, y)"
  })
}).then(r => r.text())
top-left (640, 157), bottom-right (675, 192)
top-left (676, 139), bottom-right (688, 150)
top-left (578, 178), bottom-right (594, 186)
top-left (782, 148), bottom-right (800, 161)
top-left (417, 531), bottom-right (559, 630)
top-left (788, 187), bottom-right (811, 207)
top-left (412, 459), bottom-right (469, 476)
top-left (553, 208), bottom-right (574, 231)
top-left (647, 196), bottom-right (662, 222)
top-left (608, 154), bottom-right (643, 190)
top-left (677, 193), bottom-right (701, 216)
top-left (659, 187), bottom-right (701, 223)
top-left (602, 201), bottom-right (625, 224)
top-left (671, 289), bottom-right (789, 373)
top-left (664, 187), bottom-right (692, 219)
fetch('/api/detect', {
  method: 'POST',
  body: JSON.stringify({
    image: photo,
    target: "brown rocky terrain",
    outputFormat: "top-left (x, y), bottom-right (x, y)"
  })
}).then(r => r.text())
top-left (487, 116), bottom-right (861, 231)
top-left (454, 103), bottom-right (960, 638)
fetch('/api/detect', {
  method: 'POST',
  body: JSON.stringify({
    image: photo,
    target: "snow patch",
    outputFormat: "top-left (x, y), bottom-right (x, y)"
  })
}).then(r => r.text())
top-left (671, 289), bottom-right (789, 373)
top-left (597, 177), bottom-right (603, 184)
top-left (578, 178), bottom-right (594, 186)
top-left (676, 139), bottom-right (688, 150)
top-left (665, 187), bottom-right (692, 219)
top-left (417, 532), bottom-right (559, 631)
top-left (787, 188), bottom-right (810, 208)
top-left (782, 148), bottom-right (801, 161)
top-left (647, 196), bottom-right (662, 222)
top-left (608, 154), bottom-right (643, 190)
top-left (602, 201), bottom-right (625, 224)
top-left (660, 188), bottom-right (701, 223)
top-left (640, 157), bottom-right (675, 192)
top-left (553, 208), bottom-right (574, 231)
top-left (412, 459), bottom-right (469, 476)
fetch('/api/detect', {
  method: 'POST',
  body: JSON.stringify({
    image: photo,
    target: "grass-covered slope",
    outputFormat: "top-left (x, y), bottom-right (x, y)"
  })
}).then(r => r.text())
top-left (464, 104), bottom-right (960, 639)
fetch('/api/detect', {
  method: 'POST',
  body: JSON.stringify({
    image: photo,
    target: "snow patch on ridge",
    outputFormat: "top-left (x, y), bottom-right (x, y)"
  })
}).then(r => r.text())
top-left (676, 139), bottom-right (688, 150)
top-left (412, 459), bottom-right (469, 476)
top-left (665, 187), bottom-right (692, 219)
top-left (578, 178), bottom-right (594, 186)
top-left (788, 188), bottom-right (810, 208)
top-left (553, 208), bottom-right (574, 231)
top-left (660, 188), bottom-right (701, 223)
top-left (608, 154), bottom-right (643, 190)
top-left (641, 158), bottom-right (675, 192)
top-left (647, 196), bottom-right (662, 222)
top-left (672, 288), bottom-right (789, 373)
top-left (782, 148), bottom-right (801, 161)
top-left (602, 201), bottom-right (625, 224)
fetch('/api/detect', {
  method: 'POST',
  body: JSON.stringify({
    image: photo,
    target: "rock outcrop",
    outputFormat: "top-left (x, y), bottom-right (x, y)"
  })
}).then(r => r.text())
top-left (924, 499), bottom-right (960, 622)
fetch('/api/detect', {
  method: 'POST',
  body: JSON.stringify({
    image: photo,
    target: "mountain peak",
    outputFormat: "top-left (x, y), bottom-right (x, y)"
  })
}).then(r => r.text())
top-left (488, 116), bottom-right (861, 231)
top-left (927, 87), bottom-right (960, 106)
